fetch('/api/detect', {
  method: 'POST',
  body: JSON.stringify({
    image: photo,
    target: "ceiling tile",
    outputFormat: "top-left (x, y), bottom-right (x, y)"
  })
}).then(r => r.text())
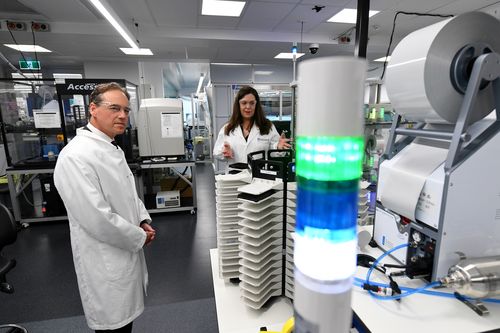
top-left (17, 0), bottom-right (101, 22)
top-left (197, 15), bottom-right (241, 29)
top-left (147, 0), bottom-right (198, 27)
top-left (0, 0), bottom-right (39, 13)
top-left (238, 1), bottom-right (297, 30)
top-left (273, 4), bottom-right (344, 32)
top-left (109, 0), bottom-right (156, 24)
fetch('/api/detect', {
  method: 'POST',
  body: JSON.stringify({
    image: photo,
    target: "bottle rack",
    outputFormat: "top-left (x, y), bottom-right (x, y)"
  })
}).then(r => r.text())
top-left (358, 188), bottom-right (370, 226)
top-left (237, 159), bottom-right (284, 309)
top-left (284, 179), bottom-right (296, 299)
top-left (215, 170), bottom-right (251, 279)
top-left (214, 150), bottom-right (297, 309)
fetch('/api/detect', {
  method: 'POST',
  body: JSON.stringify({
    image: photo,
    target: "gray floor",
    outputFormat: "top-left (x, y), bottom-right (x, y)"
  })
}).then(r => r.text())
top-left (0, 163), bottom-right (219, 332)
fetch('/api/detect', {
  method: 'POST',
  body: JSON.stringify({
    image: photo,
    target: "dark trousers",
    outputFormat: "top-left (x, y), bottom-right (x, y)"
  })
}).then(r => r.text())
top-left (95, 321), bottom-right (133, 333)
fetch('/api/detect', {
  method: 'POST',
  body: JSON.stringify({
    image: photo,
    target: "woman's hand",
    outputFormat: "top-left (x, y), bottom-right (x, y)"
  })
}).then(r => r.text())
top-left (278, 133), bottom-right (292, 149)
top-left (223, 141), bottom-right (234, 158)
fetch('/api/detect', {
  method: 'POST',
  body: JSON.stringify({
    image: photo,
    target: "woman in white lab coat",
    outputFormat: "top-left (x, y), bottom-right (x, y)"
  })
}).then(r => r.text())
top-left (213, 86), bottom-right (291, 166)
top-left (54, 83), bottom-right (155, 332)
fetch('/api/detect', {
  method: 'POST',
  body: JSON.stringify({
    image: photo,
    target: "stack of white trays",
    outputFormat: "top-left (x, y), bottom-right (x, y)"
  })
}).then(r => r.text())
top-left (284, 181), bottom-right (296, 300)
top-left (237, 178), bottom-right (284, 309)
top-left (358, 188), bottom-right (370, 226)
top-left (215, 170), bottom-right (251, 280)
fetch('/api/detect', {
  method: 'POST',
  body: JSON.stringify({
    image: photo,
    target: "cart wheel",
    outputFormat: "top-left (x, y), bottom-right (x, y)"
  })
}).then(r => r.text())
top-left (190, 209), bottom-right (196, 215)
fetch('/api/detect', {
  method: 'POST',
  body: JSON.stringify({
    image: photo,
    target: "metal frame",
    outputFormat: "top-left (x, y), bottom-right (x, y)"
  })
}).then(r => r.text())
top-left (137, 161), bottom-right (197, 214)
top-left (6, 167), bottom-right (66, 224)
top-left (6, 160), bottom-right (198, 223)
top-left (354, 0), bottom-right (370, 58)
top-left (377, 52), bottom-right (500, 280)
top-left (382, 53), bottom-right (500, 171)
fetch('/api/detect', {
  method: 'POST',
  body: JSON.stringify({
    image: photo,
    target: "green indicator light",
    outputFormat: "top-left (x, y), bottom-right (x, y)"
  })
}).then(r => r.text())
top-left (296, 136), bottom-right (364, 181)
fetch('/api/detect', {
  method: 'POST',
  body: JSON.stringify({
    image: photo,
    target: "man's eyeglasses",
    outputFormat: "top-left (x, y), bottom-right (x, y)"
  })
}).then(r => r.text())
top-left (97, 101), bottom-right (131, 115)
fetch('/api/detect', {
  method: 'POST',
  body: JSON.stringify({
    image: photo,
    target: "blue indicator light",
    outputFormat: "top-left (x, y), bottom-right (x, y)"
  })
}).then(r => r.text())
top-left (296, 177), bottom-right (358, 242)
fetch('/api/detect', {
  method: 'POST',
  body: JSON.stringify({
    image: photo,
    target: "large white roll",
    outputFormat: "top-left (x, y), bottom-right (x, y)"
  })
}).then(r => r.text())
top-left (386, 12), bottom-right (500, 124)
top-left (297, 57), bottom-right (367, 136)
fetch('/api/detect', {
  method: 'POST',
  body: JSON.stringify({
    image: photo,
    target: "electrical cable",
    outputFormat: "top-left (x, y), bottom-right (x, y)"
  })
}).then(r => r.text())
top-left (300, 21), bottom-right (304, 54)
top-left (22, 189), bottom-right (35, 207)
top-left (170, 166), bottom-right (188, 190)
top-left (364, 242), bottom-right (414, 299)
top-left (0, 50), bottom-right (26, 76)
top-left (361, 242), bottom-right (468, 301)
top-left (17, 175), bottom-right (41, 208)
top-left (357, 253), bottom-right (403, 297)
top-left (380, 12), bottom-right (454, 81)
top-left (334, 26), bottom-right (355, 41)
top-left (383, 263), bottom-right (407, 269)
top-left (354, 276), bottom-right (500, 304)
top-left (180, 184), bottom-right (190, 194)
top-left (30, 22), bottom-right (40, 75)
top-left (6, 21), bottom-right (37, 79)
top-left (365, 242), bottom-right (409, 286)
top-left (134, 19), bottom-right (141, 46)
top-left (355, 277), bottom-right (441, 300)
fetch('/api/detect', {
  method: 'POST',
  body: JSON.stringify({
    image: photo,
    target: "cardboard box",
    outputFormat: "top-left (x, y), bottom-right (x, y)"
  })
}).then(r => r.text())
top-left (160, 177), bottom-right (193, 198)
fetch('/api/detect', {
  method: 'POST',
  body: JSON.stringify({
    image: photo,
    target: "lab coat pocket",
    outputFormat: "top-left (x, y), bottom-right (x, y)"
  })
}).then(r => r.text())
top-left (100, 244), bottom-right (136, 281)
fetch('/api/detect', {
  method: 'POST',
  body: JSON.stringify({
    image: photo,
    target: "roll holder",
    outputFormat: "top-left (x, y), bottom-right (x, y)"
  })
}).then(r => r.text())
top-left (383, 50), bottom-right (500, 172)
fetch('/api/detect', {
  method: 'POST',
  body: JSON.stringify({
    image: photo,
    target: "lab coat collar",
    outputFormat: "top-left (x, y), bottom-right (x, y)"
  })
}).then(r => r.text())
top-left (85, 123), bottom-right (114, 142)
top-left (246, 123), bottom-right (259, 144)
top-left (77, 123), bottom-right (116, 147)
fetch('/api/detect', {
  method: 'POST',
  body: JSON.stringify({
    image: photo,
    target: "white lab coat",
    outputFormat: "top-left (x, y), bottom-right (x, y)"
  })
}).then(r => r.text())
top-left (54, 124), bottom-right (150, 330)
top-left (213, 123), bottom-right (280, 165)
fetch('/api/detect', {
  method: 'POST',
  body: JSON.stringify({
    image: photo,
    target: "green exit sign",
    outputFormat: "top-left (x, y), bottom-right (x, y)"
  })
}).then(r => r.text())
top-left (19, 60), bottom-right (41, 70)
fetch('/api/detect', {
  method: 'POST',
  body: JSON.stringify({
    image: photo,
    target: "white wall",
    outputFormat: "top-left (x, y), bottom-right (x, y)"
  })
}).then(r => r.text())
top-left (210, 63), bottom-right (293, 84)
top-left (83, 61), bottom-right (140, 86)
top-left (138, 62), bottom-right (164, 98)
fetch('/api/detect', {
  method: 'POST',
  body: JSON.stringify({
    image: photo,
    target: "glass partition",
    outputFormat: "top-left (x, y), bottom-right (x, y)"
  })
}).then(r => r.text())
top-left (0, 78), bottom-right (67, 167)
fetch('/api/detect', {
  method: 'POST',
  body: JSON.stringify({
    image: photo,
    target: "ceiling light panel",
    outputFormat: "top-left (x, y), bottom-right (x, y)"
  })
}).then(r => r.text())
top-left (327, 8), bottom-right (379, 24)
top-left (274, 53), bottom-right (305, 59)
top-left (202, 0), bottom-right (245, 17)
top-left (4, 44), bottom-right (52, 52)
top-left (120, 48), bottom-right (153, 55)
top-left (88, 0), bottom-right (138, 49)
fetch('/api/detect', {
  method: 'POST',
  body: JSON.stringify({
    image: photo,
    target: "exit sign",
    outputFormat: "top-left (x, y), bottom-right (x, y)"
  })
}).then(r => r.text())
top-left (19, 60), bottom-right (41, 70)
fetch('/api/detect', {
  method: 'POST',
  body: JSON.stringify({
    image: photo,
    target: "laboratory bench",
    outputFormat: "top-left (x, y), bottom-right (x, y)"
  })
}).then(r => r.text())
top-left (210, 226), bottom-right (500, 333)
top-left (5, 159), bottom-right (197, 223)
top-left (136, 160), bottom-right (197, 215)
top-left (6, 166), bottom-right (67, 224)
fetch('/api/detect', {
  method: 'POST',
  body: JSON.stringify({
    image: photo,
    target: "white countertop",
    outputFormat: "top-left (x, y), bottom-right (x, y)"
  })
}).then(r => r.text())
top-left (211, 226), bottom-right (500, 333)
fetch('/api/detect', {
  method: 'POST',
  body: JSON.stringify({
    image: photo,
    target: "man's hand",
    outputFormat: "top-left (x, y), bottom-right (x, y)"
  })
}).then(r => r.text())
top-left (141, 223), bottom-right (156, 246)
top-left (222, 141), bottom-right (234, 158)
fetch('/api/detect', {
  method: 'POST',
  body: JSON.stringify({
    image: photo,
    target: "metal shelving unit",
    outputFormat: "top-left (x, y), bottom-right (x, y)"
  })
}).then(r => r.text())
top-left (6, 167), bottom-right (67, 224)
top-left (137, 161), bottom-right (197, 214)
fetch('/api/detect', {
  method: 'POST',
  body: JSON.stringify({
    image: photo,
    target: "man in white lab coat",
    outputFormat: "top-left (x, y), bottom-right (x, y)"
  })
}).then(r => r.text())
top-left (54, 82), bottom-right (156, 333)
top-left (213, 85), bottom-right (291, 166)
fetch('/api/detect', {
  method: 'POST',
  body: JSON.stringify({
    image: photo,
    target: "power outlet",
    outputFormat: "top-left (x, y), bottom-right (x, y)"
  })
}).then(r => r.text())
top-left (6, 21), bottom-right (26, 31)
top-left (31, 22), bottom-right (50, 32)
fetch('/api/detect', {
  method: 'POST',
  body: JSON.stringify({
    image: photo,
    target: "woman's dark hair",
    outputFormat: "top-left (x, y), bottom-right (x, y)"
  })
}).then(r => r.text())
top-left (225, 85), bottom-right (272, 135)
